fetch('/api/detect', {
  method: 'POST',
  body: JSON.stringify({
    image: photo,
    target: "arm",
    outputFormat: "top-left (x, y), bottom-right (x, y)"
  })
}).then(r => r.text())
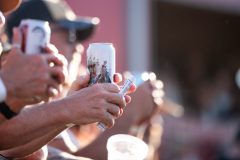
top-left (74, 80), bottom-right (161, 159)
top-left (0, 46), bottom-right (68, 110)
top-left (0, 28), bottom-right (68, 110)
top-left (0, 100), bottom-right (68, 150)
top-left (0, 75), bottom-right (128, 150)
top-left (0, 126), bottom-right (66, 158)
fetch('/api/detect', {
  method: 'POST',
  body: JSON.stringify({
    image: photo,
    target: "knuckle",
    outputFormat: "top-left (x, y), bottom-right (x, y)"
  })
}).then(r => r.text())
top-left (32, 54), bottom-right (43, 62)
top-left (98, 99), bottom-right (106, 107)
top-left (98, 109), bottom-right (106, 118)
top-left (40, 64), bottom-right (48, 72)
top-left (112, 107), bottom-right (120, 115)
top-left (94, 85), bottom-right (105, 94)
top-left (40, 74), bottom-right (50, 82)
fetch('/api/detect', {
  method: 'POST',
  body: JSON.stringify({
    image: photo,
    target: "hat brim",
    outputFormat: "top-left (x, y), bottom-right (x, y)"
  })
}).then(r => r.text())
top-left (57, 17), bottom-right (100, 42)
top-left (0, 0), bottom-right (21, 14)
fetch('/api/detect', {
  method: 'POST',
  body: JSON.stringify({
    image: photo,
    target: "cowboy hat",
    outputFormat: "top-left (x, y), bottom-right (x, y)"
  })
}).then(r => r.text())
top-left (7, 0), bottom-right (99, 42)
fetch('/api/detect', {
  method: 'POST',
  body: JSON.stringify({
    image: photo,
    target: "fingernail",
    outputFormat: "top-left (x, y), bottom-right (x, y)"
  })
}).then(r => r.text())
top-left (120, 108), bottom-right (124, 115)
top-left (48, 87), bottom-right (59, 97)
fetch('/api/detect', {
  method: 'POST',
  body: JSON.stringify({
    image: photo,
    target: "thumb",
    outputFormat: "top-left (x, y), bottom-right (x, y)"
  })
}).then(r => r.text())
top-left (70, 74), bottom-right (90, 91)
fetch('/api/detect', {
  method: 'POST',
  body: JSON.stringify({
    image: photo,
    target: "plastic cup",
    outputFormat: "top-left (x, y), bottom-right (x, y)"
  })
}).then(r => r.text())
top-left (107, 134), bottom-right (149, 160)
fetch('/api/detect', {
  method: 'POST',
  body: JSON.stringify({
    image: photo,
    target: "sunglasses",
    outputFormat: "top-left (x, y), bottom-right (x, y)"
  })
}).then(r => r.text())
top-left (51, 26), bottom-right (77, 44)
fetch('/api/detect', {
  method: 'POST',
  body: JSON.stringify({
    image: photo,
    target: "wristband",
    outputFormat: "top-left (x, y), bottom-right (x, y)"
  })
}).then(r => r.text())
top-left (0, 102), bottom-right (17, 119)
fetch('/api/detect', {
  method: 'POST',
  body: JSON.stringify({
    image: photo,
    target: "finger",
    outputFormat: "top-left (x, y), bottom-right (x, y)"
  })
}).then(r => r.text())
top-left (101, 112), bottom-right (115, 128)
top-left (101, 83), bottom-right (120, 93)
top-left (107, 104), bottom-right (121, 118)
top-left (41, 86), bottom-right (59, 102)
top-left (47, 86), bottom-right (59, 97)
top-left (48, 78), bottom-right (61, 93)
top-left (12, 27), bottom-right (22, 46)
top-left (41, 44), bottom-right (59, 54)
top-left (124, 95), bottom-right (131, 104)
top-left (48, 66), bottom-right (66, 84)
top-left (126, 83), bottom-right (137, 94)
top-left (113, 73), bottom-right (122, 84)
top-left (44, 54), bottom-right (67, 67)
top-left (54, 53), bottom-right (68, 67)
top-left (119, 108), bottom-right (124, 115)
top-left (106, 93), bottom-right (125, 108)
top-left (118, 83), bottom-right (136, 95)
top-left (70, 74), bottom-right (90, 91)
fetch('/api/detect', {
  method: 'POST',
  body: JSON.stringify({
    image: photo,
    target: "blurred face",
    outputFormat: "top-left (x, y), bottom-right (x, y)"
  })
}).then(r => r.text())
top-left (50, 24), bottom-right (76, 62)
top-left (50, 24), bottom-right (84, 88)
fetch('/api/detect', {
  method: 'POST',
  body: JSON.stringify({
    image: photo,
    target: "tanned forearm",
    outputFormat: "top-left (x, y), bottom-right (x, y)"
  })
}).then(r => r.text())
top-left (0, 100), bottom-right (69, 150)
top-left (0, 126), bottom-right (67, 158)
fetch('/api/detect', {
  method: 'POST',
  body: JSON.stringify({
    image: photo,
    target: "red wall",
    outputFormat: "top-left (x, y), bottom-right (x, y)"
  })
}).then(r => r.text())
top-left (65, 0), bottom-right (127, 72)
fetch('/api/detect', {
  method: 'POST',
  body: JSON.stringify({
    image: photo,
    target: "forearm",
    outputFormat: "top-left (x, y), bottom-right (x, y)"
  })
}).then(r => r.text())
top-left (0, 126), bottom-right (67, 158)
top-left (0, 100), bottom-right (69, 150)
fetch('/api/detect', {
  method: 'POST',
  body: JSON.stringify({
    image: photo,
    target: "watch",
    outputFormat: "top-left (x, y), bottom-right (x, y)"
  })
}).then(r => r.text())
top-left (0, 102), bottom-right (17, 119)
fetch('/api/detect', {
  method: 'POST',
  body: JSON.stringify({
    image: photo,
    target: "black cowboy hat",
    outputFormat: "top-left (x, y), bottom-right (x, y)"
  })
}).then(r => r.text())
top-left (6, 0), bottom-right (100, 42)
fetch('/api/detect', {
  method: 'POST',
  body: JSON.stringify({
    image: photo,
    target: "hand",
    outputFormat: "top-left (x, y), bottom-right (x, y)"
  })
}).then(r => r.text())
top-left (0, 28), bottom-right (68, 111)
top-left (64, 72), bottom-right (136, 128)
top-left (68, 73), bottom-right (136, 114)
top-left (41, 44), bottom-right (68, 101)
top-left (63, 83), bottom-right (126, 128)
top-left (67, 74), bottom-right (91, 96)
top-left (124, 79), bottom-right (165, 125)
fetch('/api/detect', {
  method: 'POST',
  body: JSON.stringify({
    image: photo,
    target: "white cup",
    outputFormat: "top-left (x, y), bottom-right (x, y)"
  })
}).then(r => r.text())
top-left (107, 134), bottom-right (149, 160)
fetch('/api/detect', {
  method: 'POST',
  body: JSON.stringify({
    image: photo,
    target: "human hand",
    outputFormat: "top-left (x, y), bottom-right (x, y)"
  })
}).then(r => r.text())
top-left (68, 73), bottom-right (136, 108)
top-left (67, 74), bottom-right (91, 96)
top-left (63, 73), bottom-right (136, 128)
top-left (0, 28), bottom-right (68, 111)
top-left (40, 44), bottom-right (68, 101)
top-left (123, 77), bottom-right (165, 125)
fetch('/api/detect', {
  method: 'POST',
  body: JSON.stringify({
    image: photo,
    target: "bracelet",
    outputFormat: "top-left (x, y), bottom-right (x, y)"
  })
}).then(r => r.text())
top-left (0, 102), bottom-right (17, 119)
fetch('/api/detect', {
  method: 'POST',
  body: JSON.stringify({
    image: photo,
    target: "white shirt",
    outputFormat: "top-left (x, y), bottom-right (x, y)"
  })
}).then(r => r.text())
top-left (0, 77), bottom-right (7, 102)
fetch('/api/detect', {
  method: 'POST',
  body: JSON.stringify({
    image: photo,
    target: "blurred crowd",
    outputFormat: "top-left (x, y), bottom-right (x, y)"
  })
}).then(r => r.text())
top-left (0, 0), bottom-right (239, 160)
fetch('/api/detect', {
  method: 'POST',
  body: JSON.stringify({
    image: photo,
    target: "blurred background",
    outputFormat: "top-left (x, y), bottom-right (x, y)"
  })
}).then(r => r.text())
top-left (65, 0), bottom-right (240, 159)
